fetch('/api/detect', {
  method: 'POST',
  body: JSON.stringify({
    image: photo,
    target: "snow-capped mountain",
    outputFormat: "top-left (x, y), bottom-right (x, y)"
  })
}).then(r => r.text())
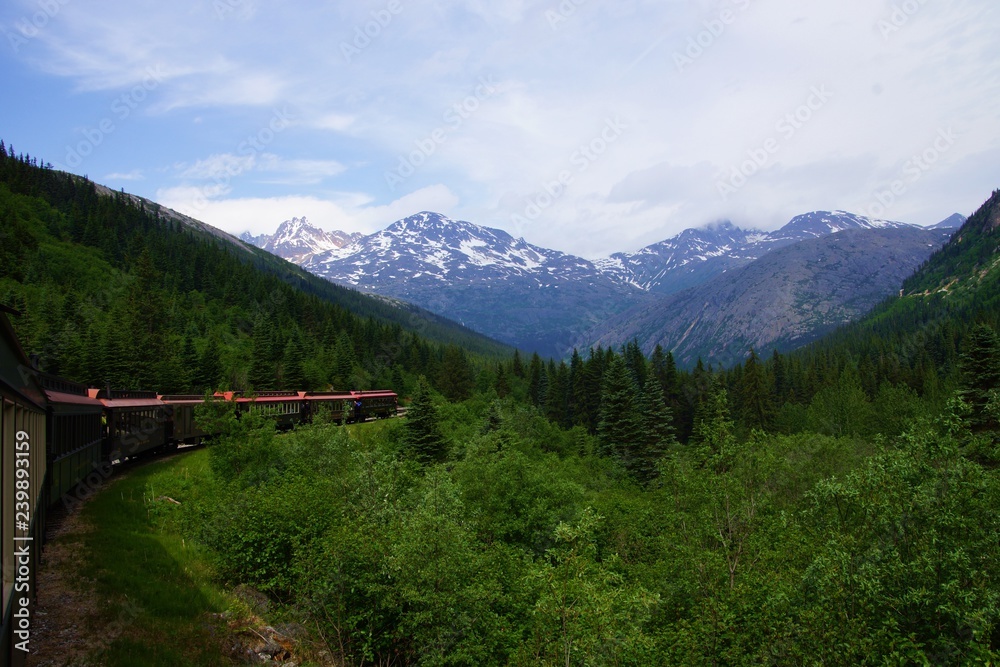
top-left (930, 213), bottom-right (967, 230)
top-left (306, 212), bottom-right (616, 287)
top-left (241, 217), bottom-right (361, 263)
top-left (584, 225), bottom-right (956, 368)
top-left (301, 212), bottom-right (649, 357)
top-left (245, 209), bottom-right (964, 357)
top-left (603, 211), bottom-right (916, 295)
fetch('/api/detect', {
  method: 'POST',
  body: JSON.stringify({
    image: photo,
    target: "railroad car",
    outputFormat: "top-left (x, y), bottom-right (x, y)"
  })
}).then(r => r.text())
top-left (352, 390), bottom-right (398, 421)
top-left (38, 373), bottom-right (104, 507)
top-left (0, 300), bottom-right (399, 664)
top-left (301, 391), bottom-right (355, 423)
top-left (213, 391), bottom-right (306, 430)
top-left (87, 389), bottom-right (169, 462)
top-left (0, 307), bottom-right (47, 667)
top-left (158, 395), bottom-right (210, 447)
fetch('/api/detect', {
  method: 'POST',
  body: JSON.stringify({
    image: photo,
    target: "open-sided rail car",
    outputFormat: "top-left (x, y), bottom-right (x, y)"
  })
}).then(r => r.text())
top-left (301, 392), bottom-right (354, 423)
top-left (352, 390), bottom-right (398, 421)
top-left (159, 395), bottom-right (210, 446)
top-left (214, 391), bottom-right (306, 430)
top-left (0, 307), bottom-right (47, 667)
top-left (88, 389), bottom-right (168, 462)
top-left (38, 373), bottom-right (104, 508)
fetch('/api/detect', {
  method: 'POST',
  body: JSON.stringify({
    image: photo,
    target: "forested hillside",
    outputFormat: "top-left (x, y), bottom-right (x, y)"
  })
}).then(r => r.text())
top-left (0, 143), bottom-right (507, 396)
top-left (787, 189), bottom-right (1000, 400)
top-left (159, 190), bottom-right (999, 665)
top-left (6, 138), bottom-right (1000, 663)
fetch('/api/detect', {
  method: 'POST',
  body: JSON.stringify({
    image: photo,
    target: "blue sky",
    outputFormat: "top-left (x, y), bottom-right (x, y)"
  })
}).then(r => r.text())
top-left (1, 0), bottom-right (998, 257)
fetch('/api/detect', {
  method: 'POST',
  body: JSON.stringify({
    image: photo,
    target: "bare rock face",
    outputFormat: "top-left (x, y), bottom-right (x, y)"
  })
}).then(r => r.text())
top-left (242, 209), bottom-right (962, 361)
top-left (583, 226), bottom-right (955, 368)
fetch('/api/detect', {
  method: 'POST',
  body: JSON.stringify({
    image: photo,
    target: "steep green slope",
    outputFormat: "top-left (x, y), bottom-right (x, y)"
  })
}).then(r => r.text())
top-left (98, 186), bottom-right (512, 359)
top-left (793, 189), bottom-right (1000, 392)
top-left (0, 143), bottom-right (507, 394)
top-left (584, 226), bottom-right (951, 368)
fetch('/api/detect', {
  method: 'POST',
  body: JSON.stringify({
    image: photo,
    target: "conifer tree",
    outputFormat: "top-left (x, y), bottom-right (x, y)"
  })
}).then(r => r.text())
top-left (636, 374), bottom-right (676, 483)
top-left (404, 376), bottom-right (447, 464)
top-left (568, 349), bottom-right (584, 420)
top-left (283, 333), bottom-right (307, 390)
top-left (197, 337), bottom-right (223, 392)
top-left (437, 344), bottom-right (474, 401)
top-left (959, 322), bottom-right (1000, 429)
top-left (495, 362), bottom-right (511, 398)
top-left (545, 361), bottom-right (571, 427)
top-left (332, 331), bottom-right (356, 389)
top-left (597, 356), bottom-right (643, 477)
top-left (249, 314), bottom-right (277, 390)
top-left (740, 349), bottom-right (771, 431)
top-left (623, 339), bottom-right (648, 388)
top-left (528, 352), bottom-right (545, 406)
top-left (511, 349), bottom-right (525, 378)
top-left (693, 377), bottom-right (736, 466)
top-left (180, 335), bottom-right (199, 392)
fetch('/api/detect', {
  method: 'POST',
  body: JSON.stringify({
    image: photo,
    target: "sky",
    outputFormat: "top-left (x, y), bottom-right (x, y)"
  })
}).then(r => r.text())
top-left (1, 0), bottom-right (998, 258)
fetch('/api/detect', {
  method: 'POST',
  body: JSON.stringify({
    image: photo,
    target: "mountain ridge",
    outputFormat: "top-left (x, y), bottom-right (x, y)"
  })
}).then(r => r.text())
top-left (582, 226), bottom-right (955, 368)
top-left (242, 209), bottom-right (966, 358)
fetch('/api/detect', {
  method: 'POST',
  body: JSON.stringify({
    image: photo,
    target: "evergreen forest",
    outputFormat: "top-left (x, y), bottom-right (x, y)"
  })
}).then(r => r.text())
top-left (4, 145), bottom-right (1000, 663)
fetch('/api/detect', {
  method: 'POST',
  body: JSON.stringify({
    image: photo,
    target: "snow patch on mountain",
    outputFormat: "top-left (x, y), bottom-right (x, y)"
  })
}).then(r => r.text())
top-left (242, 217), bottom-right (362, 263)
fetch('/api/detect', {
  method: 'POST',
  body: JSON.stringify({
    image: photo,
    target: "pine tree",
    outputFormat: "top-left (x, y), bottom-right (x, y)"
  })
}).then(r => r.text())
top-left (597, 356), bottom-right (643, 477)
top-left (636, 374), bottom-right (676, 483)
top-left (693, 377), bottom-right (736, 466)
top-left (180, 335), bottom-right (199, 392)
top-left (249, 313), bottom-right (279, 390)
top-left (959, 323), bottom-right (1000, 429)
top-left (437, 344), bottom-right (474, 401)
top-left (545, 361), bottom-right (571, 427)
top-left (404, 377), bottom-right (447, 463)
top-left (511, 349), bottom-right (525, 378)
top-left (196, 337), bottom-right (223, 392)
top-left (495, 362), bottom-right (511, 398)
top-left (528, 353), bottom-right (545, 406)
top-left (332, 331), bottom-right (356, 389)
top-left (283, 332), bottom-right (307, 390)
top-left (739, 349), bottom-right (771, 431)
top-left (623, 339), bottom-right (648, 388)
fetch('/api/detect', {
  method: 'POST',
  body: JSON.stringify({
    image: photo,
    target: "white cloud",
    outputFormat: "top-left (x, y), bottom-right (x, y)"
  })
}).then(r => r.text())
top-left (155, 184), bottom-right (460, 238)
top-left (104, 169), bottom-right (144, 181)
top-left (5, 0), bottom-right (998, 257)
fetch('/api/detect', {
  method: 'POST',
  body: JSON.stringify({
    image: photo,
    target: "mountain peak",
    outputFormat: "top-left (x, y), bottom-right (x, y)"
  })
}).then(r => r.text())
top-left (245, 216), bottom-right (362, 262)
top-left (930, 213), bottom-right (967, 230)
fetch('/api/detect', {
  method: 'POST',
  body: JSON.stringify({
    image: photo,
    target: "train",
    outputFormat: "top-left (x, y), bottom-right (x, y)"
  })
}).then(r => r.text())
top-left (0, 305), bottom-right (397, 666)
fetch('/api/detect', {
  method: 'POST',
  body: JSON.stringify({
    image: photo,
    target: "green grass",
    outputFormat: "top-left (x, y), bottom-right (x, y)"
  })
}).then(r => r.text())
top-left (76, 449), bottom-right (235, 666)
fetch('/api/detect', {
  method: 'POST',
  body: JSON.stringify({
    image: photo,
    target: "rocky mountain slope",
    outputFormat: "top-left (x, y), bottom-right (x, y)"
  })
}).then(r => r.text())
top-left (599, 210), bottom-right (949, 295)
top-left (241, 217), bottom-right (362, 263)
top-left (301, 212), bottom-right (651, 357)
top-left (245, 210), bottom-right (964, 359)
top-left (582, 226), bottom-right (955, 368)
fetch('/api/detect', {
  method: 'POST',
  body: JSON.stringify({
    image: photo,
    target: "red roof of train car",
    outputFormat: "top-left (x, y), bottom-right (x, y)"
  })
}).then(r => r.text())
top-left (44, 390), bottom-right (104, 407)
top-left (87, 388), bottom-right (165, 409)
top-left (351, 390), bottom-right (397, 399)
